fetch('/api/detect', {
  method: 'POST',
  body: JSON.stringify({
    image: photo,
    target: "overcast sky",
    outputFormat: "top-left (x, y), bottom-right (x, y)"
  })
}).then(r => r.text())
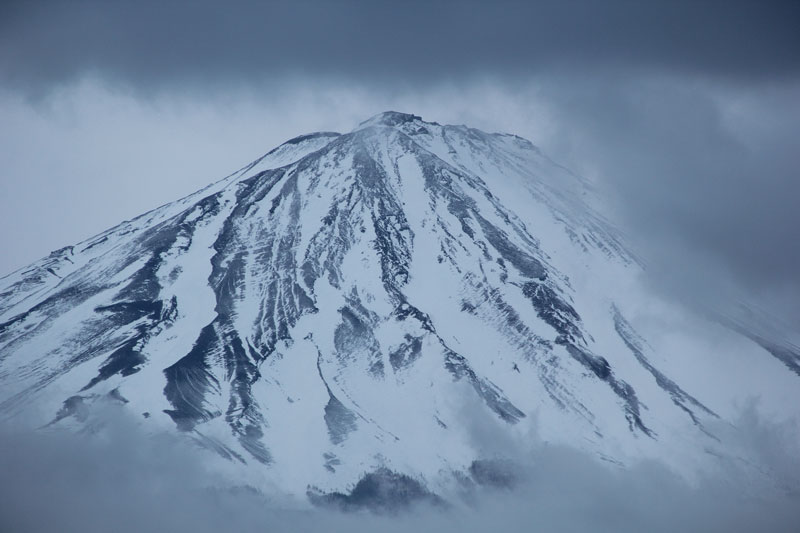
top-left (1, 0), bottom-right (798, 325)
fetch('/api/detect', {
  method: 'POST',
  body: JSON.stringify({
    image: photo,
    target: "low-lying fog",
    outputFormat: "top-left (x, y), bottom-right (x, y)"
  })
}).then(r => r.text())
top-left (2, 401), bottom-right (797, 533)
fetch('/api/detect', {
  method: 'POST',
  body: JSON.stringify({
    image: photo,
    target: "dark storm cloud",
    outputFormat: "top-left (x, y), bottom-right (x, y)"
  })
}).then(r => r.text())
top-left (534, 76), bottom-right (800, 324)
top-left (1, 0), bottom-right (798, 95)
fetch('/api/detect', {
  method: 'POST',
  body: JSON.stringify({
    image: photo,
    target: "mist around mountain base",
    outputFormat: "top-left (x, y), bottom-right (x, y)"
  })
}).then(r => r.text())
top-left (1, 399), bottom-right (797, 533)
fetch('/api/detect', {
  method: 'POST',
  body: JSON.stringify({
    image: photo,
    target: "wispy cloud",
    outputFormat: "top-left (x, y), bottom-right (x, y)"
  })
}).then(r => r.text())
top-left (1, 402), bottom-right (797, 533)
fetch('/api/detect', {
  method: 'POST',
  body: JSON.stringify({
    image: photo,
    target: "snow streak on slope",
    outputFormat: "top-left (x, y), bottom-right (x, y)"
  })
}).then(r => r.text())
top-left (1, 112), bottom-right (797, 500)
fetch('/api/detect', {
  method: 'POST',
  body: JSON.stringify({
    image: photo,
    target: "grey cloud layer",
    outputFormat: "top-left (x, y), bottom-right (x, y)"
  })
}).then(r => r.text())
top-left (2, 0), bottom-right (798, 94)
top-left (533, 76), bottom-right (800, 325)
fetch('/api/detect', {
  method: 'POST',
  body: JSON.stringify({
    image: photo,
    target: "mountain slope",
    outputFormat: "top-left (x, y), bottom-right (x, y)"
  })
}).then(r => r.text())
top-left (1, 112), bottom-right (797, 499)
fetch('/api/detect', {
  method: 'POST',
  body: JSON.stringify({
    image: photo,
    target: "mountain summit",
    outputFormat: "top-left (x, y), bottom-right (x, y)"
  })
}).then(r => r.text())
top-left (1, 112), bottom-right (797, 500)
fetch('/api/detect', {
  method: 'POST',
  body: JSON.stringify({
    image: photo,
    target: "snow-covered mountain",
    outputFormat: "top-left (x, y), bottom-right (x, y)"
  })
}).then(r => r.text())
top-left (1, 111), bottom-right (797, 502)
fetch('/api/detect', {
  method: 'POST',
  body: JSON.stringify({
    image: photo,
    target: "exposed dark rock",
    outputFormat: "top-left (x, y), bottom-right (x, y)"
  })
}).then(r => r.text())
top-left (308, 468), bottom-right (444, 512)
top-left (469, 458), bottom-right (520, 489)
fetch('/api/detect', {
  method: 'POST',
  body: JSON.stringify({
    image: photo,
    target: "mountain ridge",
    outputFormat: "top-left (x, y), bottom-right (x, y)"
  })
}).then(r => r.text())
top-left (1, 111), bottom-right (797, 501)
